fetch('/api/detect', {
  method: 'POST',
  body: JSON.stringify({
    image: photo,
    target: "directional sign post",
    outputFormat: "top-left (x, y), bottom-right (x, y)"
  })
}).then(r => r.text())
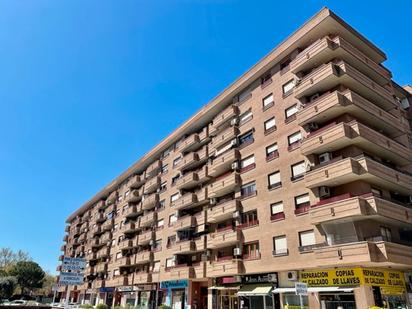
top-left (295, 282), bottom-right (308, 309)
top-left (59, 257), bottom-right (86, 309)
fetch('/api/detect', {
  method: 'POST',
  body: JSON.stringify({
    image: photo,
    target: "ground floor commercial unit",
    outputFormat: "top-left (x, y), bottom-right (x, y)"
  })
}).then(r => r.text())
top-left (56, 267), bottom-right (412, 309)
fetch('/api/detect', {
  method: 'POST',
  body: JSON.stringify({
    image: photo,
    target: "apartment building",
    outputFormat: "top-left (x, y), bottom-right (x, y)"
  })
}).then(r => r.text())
top-left (57, 7), bottom-right (412, 309)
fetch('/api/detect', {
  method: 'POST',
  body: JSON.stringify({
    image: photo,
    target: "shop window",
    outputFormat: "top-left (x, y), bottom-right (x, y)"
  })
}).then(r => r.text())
top-left (266, 143), bottom-right (279, 161)
top-left (270, 201), bottom-right (285, 221)
top-left (268, 171), bottom-right (281, 189)
top-left (273, 235), bottom-right (288, 256)
top-left (243, 241), bottom-right (260, 260)
top-left (240, 181), bottom-right (256, 198)
top-left (291, 161), bottom-right (305, 181)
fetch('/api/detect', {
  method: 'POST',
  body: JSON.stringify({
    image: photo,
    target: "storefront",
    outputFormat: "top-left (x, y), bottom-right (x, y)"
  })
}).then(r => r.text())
top-left (210, 273), bottom-right (278, 309)
top-left (99, 287), bottom-right (115, 307)
top-left (291, 267), bottom-right (408, 309)
top-left (160, 280), bottom-right (189, 309)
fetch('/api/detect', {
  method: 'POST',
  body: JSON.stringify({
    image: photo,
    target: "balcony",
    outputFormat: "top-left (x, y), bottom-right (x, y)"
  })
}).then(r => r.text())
top-left (106, 191), bottom-right (117, 206)
top-left (212, 126), bottom-right (239, 150)
top-left (169, 240), bottom-right (197, 254)
top-left (172, 215), bottom-right (196, 232)
top-left (128, 174), bottom-right (145, 189)
top-left (137, 230), bottom-right (154, 245)
top-left (209, 149), bottom-right (240, 177)
top-left (209, 259), bottom-right (243, 277)
top-left (212, 105), bottom-right (239, 132)
top-left (301, 121), bottom-right (412, 166)
top-left (119, 239), bottom-right (136, 251)
top-left (124, 204), bottom-right (143, 218)
top-left (93, 279), bottom-right (105, 289)
top-left (290, 36), bottom-right (391, 84)
top-left (162, 265), bottom-right (195, 281)
top-left (105, 275), bottom-right (128, 287)
top-left (125, 189), bottom-right (142, 203)
top-left (144, 176), bottom-right (160, 194)
top-left (96, 248), bottom-right (110, 260)
top-left (134, 272), bottom-right (152, 284)
top-left (172, 193), bottom-right (197, 211)
top-left (294, 61), bottom-right (397, 110)
top-left (208, 172), bottom-right (240, 198)
top-left (313, 240), bottom-right (412, 268)
top-left (178, 146), bottom-right (209, 172)
top-left (310, 193), bottom-right (412, 225)
top-left (297, 90), bottom-right (409, 136)
top-left (175, 171), bottom-right (200, 190)
top-left (95, 263), bottom-right (108, 274)
top-left (91, 239), bottom-right (106, 250)
top-left (145, 160), bottom-right (161, 178)
top-left (96, 200), bottom-right (106, 210)
top-left (207, 228), bottom-right (241, 249)
top-left (135, 251), bottom-right (153, 265)
top-left (95, 212), bottom-right (106, 224)
top-left (305, 156), bottom-right (412, 195)
top-left (118, 256), bottom-right (132, 268)
top-left (101, 220), bottom-right (113, 232)
top-left (208, 199), bottom-right (240, 223)
top-left (142, 193), bottom-right (159, 210)
top-left (123, 221), bottom-right (140, 234)
top-left (140, 212), bottom-right (156, 228)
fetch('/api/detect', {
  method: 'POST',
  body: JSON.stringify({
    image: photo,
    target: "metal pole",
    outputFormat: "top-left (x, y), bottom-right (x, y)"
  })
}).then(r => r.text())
top-left (64, 285), bottom-right (71, 309)
top-left (299, 294), bottom-right (304, 309)
top-left (52, 289), bottom-right (57, 304)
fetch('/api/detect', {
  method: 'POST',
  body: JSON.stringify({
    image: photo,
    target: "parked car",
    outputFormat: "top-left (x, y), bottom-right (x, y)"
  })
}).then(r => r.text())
top-left (9, 300), bottom-right (27, 306)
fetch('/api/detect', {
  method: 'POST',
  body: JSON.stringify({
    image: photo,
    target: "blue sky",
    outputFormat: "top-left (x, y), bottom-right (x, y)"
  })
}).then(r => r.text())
top-left (0, 0), bottom-right (411, 274)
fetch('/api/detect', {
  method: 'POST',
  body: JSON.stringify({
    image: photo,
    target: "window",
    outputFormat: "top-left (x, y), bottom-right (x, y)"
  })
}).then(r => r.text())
top-left (113, 269), bottom-right (120, 276)
top-left (282, 79), bottom-right (295, 96)
top-left (161, 164), bottom-right (168, 174)
top-left (380, 226), bottom-right (392, 242)
top-left (240, 155), bottom-right (255, 172)
top-left (238, 89), bottom-right (252, 103)
top-left (239, 210), bottom-right (258, 229)
top-left (243, 242), bottom-right (260, 260)
top-left (152, 261), bottom-right (160, 272)
top-left (116, 252), bottom-right (122, 259)
top-left (291, 161), bottom-right (305, 181)
top-left (239, 110), bottom-right (253, 124)
top-left (171, 174), bottom-right (180, 185)
top-left (170, 193), bottom-right (180, 203)
top-left (285, 104), bottom-right (298, 122)
top-left (153, 239), bottom-right (162, 251)
top-left (159, 181), bottom-right (167, 192)
top-left (268, 171), bottom-right (281, 189)
top-left (294, 193), bottom-right (310, 215)
top-left (261, 73), bottom-right (272, 88)
top-left (280, 58), bottom-right (292, 72)
top-left (264, 117), bottom-right (276, 133)
top-left (167, 235), bottom-right (176, 247)
top-left (287, 131), bottom-right (302, 150)
top-left (266, 143), bottom-right (279, 161)
top-left (173, 156), bottom-right (182, 167)
top-left (299, 230), bottom-right (316, 251)
top-left (273, 235), bottom-right (288, 256)
top-left (262, 94), bottom-right (274, 109)
top-left (165, 258), bottom-right (175, 269)
top-left (371, 187), bottom-right (382, 197)
top-left (157, 219), bottom-right (164, 229)
top-left (162, 147), bottom-right (171, 159)
top-left (238, 130), bottom-right (254, 146)
top-left (240, 181), bottom-right (256, 198)
top-left (270, 201), bottom-right (285, 221)
top-left (169, 213), bottom-right (177, 225)
top-left (158, 199), bottom-right (166, 210)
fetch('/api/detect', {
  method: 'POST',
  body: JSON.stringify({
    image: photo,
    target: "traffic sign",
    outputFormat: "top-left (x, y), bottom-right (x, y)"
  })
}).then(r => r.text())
top-left (59, 272), bottom-right (84, 286)
top-left (295, 282), bottom-right (308, 296)
top-left (61, 257), bottom-right (86, 272)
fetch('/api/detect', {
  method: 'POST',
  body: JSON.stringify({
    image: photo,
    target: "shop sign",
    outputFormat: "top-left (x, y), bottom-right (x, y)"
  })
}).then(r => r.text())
top-left (243, 273), bottom-right (278, 284)
top-left (218, 276), bottom-right (241, 284)
top-left (86, 289), bottom-right (93, 294)
top-left (99, 287), bottom-right (115, 293)
top-left (117, 286), bottom-right (133, 292)
top-left (295, 282), bottom-right (308, 296)
top-left (300, 267), bottom-right (405, 289)
top-left (160, 280), bottom-right (188, 289)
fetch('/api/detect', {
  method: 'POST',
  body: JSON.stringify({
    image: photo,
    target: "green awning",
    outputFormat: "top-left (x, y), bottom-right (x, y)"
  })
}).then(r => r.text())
top-left (237, 284), bottom-right (273, 296)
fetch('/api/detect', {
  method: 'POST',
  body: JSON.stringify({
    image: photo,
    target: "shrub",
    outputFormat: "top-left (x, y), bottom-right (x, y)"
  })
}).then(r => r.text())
top-left (80, 305), bottom-right (94, 309)
top-left (96, 303), bottom-right (108, 309)
top-left (157, 305), bottom-right (172, 309)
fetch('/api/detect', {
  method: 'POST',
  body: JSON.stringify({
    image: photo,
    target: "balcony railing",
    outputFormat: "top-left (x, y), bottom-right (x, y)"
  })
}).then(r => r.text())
top-left (208, 199), bottom-right (239, 223)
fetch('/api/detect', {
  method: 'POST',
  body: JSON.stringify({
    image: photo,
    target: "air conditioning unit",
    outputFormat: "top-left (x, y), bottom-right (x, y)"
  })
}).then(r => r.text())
top-left (210, 198), bottom-right (217, 205)
top-left (319, 186), bottom-right (331, 198)
top-left (294, 77), bottom-right (302, 85)
top-left (307, 122), bottom-right (319, 131)
top-left (232, 210), bottom-right (240, 219)
top-left (230, 118), bottom-right (239, 126)
top-left (287, 271), bottom-right (298, 281)
top-left (318, 152), bottom-right (332, 164)
top-left (231, 161), bottom-right (239, 170)
top-left (233, 248), bottom-right (242, 256)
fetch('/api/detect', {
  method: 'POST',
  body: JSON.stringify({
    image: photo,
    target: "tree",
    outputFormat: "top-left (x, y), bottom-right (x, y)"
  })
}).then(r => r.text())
top-left (0, 276), bottom-right (17, 299)
top-left (9, 261), bottom-right (45, 295)
top-left (35, 273), bottom-right (56, 297)
top-left (0, 248), bottom-right (31, 272)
